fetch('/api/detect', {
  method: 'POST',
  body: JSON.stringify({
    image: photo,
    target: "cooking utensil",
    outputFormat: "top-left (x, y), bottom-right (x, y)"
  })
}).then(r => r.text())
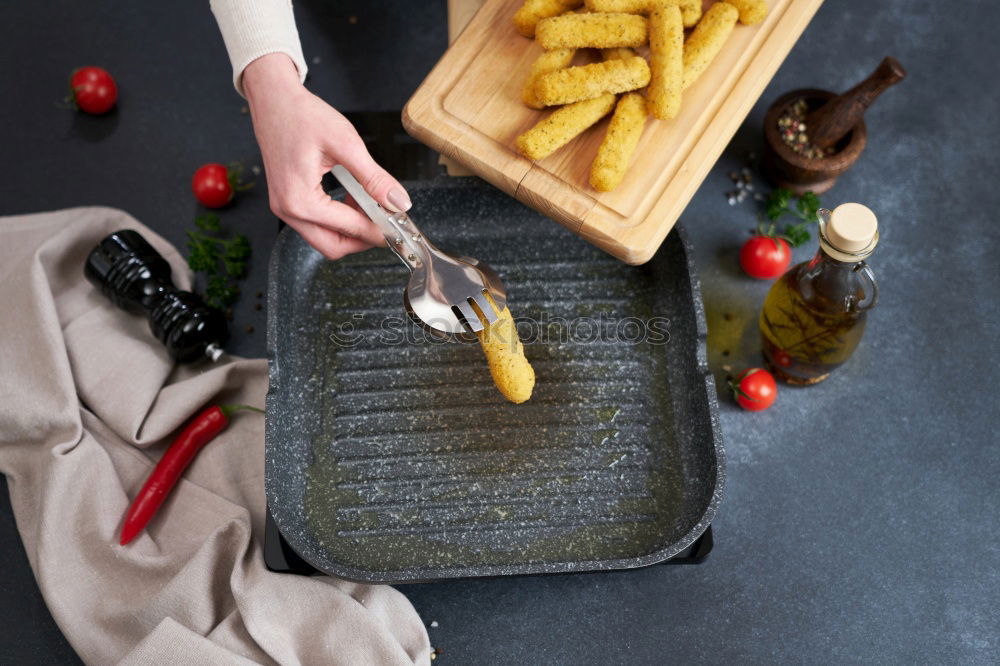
top-left (265, 179), bottom-right (724, 583)
top-left (330, 164), bottom-right (506, 335)
top-left (84, 229), bottom-right (228, 362)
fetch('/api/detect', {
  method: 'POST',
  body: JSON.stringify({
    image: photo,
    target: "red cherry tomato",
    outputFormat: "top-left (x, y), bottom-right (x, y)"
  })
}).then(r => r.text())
top-left (192, 164), bottom-right (234, 208)
top-left (70, 66), bottom-right (117, 115)
top-left (730, 368), bottom-right (777, 411)
top-left (772, 349), bottom-right (793, 368)
top-left (740, 236), bottom-right (791, 279)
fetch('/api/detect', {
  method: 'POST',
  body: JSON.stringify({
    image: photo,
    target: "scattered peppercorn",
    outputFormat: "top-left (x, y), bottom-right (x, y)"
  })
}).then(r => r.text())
top-left (254, 303), bottom-right (262, 311)
top-left (245, 325), bottom-right (255, 333)
top-left (723, 152), bottom-right (765, 206)
top-left (777, 99), bottom-right (836, 160)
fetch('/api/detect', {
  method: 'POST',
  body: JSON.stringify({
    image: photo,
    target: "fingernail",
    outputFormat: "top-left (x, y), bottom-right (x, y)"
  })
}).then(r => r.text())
top-left (386, 188), bottom-right (412, 213)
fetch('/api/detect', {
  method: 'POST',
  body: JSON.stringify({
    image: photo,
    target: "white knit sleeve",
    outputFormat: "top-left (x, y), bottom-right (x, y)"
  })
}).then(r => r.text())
top-left (210, 0), bottom-right (309, 97)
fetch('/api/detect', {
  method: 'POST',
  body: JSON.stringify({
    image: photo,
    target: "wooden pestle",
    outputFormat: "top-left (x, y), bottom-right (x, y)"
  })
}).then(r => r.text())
top-left (805, 57), bottom-right (907, 150)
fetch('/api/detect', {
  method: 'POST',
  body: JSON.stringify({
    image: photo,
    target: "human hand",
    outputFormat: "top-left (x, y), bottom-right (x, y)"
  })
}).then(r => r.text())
top-left (243, 53), bottom-right (411, 260)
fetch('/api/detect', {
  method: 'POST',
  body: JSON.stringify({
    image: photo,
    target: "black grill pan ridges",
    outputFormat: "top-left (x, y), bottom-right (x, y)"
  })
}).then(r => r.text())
top-left (265, 179), bottom-right (725, 583)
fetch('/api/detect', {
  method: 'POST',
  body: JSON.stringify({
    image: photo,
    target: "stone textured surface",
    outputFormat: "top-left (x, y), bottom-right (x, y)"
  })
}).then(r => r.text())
top-left (1, 0), bottom-right (997, 663)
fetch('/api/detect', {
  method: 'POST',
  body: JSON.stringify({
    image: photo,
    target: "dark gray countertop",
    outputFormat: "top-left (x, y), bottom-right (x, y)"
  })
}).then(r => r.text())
top-left (1, 0), bottom-right (997, 663)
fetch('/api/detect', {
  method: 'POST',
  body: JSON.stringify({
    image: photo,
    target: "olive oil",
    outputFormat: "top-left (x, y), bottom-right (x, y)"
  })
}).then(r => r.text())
top-left (760, 204), bottom-right (879, 384)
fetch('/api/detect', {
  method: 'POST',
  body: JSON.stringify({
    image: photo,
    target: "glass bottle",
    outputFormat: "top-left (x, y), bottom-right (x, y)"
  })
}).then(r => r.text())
top-left (759, 203), bottom-right (879, 384)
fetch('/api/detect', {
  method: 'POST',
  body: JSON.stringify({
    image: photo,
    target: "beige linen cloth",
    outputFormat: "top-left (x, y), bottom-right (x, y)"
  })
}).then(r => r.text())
top-left (0, 207), bottom-right (430, 665)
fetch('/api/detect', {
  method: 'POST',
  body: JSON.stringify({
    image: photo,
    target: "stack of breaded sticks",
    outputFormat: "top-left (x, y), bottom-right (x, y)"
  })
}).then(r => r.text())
top-left (514, 0), bottom-right (768, 191)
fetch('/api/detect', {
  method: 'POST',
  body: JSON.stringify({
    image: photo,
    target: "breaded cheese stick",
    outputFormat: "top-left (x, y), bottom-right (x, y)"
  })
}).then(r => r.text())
top-left (590, 93), bottom-right (648, 192)
top-left (474, 297), bottom-right (535, 404)
top-left (584, 0), bottom-right (700, 27)
top-left (516, 93), bottom-right (617, 160)
top-left (677, 0), bottom-right (702, 27)
top-left (536, 13), bottom-right (648, 49)
top-left (725, 0), bottom-right (768, 25)
top-left (535, 56), bottom-right (650, 106)
top-left (585, 0), bottom-right (654, 12)
top-left (513, 0), bottom-right (584, 38)
top-left (522, 48), bottom-right (577, 108)
top-left (683, 2), bottom-right (739, 90)
top-left (600, 47), bottom-right (636, 61)
top-left (647, 2), bottom-right (683, 119)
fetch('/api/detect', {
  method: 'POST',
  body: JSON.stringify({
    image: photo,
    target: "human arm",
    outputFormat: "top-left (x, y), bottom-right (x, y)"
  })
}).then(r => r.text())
top-left (210, 1), bottom-right (411, 259)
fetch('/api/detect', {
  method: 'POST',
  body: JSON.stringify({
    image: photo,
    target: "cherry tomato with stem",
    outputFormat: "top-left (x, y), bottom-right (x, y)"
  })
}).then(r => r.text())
top-left (729, 368), bottom-right (777, 411)
top-left (740, 235), bottom-right (791, 279)
top-left (69, 66), bottom-right (117, 115)
top-left (192, 163), bottom-right (253, 208)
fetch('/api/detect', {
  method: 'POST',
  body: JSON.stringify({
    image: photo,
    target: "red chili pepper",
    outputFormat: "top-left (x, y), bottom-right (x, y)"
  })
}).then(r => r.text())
top-left (119, 404), bottom-right (263, 545)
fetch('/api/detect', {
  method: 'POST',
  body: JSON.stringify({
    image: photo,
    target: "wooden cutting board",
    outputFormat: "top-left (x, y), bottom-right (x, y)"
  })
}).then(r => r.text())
top-left (404, 0), bottom-right (823, 264)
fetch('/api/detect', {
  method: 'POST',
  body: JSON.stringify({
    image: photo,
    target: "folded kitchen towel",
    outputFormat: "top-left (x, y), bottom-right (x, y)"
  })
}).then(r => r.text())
top-left (0, 207), bottom-right (431, 665)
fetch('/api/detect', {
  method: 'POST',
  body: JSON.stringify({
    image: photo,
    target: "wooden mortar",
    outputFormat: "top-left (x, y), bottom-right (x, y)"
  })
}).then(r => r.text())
top-left (762, 89), bottom-right (866, 194)
top-left (762, 57), bottom-right (906, 194)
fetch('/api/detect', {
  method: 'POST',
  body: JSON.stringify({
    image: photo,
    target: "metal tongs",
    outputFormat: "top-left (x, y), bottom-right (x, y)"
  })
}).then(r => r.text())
top-left (331, 165), bottom-right (507, 337)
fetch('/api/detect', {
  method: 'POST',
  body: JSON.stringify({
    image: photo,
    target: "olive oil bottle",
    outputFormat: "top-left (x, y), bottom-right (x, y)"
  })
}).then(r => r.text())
top-left (759, 203), bottom-right (879, 384)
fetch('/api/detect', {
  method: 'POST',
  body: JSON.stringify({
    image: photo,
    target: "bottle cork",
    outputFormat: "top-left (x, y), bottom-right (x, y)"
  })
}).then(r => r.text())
top-left (821, 203), bottom-right (879, 261)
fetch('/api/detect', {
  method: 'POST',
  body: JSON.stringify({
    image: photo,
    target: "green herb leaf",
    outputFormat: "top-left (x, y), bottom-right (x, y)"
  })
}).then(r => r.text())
top-left (796, 192), bottom-right (821, 221)
top-left (765, 189), bottom-right (791, 221)
top-left (186, 233), bottom-right (219, 274)
top-left (185, 216), bottom-right (252, 310)
top-left (205, 274), bottom-right (239, 309)
top-left (760, 189), bottom-right (823, 244)
top-left (222, 234), bottom-right (251, 278)
top-left (195, 214), bottom-right (221, 232)
top-left (781, 222), bottom-right (812, 248)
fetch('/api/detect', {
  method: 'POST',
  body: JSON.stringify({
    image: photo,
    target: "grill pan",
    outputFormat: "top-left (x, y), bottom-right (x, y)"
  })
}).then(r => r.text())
top-left (265, 179), bottom-right (724, 583)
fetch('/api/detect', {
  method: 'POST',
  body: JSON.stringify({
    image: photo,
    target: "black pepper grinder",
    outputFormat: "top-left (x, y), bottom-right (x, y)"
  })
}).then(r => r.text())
top-left (84, 229), bottom-right (229, 362)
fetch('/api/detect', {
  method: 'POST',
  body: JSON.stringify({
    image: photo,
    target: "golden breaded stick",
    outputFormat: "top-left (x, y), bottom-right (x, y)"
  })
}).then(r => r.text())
top-left (585, 0), bottom-right (653, 12)
top-left (536, 13), bottom-right (648, 49)
top-left (516, 93), bottom-right (617, 160)
top-left (676, 0), bottom-right (701, 27)
top-left (600, 47), bottom-right (636, 61)
top-left (513, 0), bottom-right (584, 38)
top-left (725, 0), bottom-right (768, 25)
top-left (535, 56), bottom-right (650, 106)
top-left (683, 2), bottom-right (739, 90)
top-left (590, 93), bottom-right (648, 192)
top-left (522, 48), bottom-right (577, 108)
top-left (647, 2), bottom-right (683, 120)
top-left (584, 0), bottom-right (699, 27)
top-left (474, 297), bottom-right (535, 404)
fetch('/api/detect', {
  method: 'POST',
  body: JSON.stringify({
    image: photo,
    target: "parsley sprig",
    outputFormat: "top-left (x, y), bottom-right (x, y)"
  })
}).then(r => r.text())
top-left (757, 188), bottom-right (822, 247)
top-left (186, 214), bottom-right (251, 309)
